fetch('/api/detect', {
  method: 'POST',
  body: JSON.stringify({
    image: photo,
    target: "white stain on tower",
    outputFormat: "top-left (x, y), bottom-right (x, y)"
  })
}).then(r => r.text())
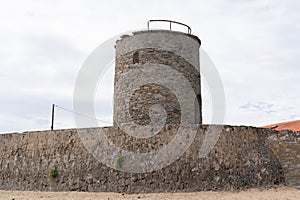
top-left (73, 20), bottom-right (224, 173)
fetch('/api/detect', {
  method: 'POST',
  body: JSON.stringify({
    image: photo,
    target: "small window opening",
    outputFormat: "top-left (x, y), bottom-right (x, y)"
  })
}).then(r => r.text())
top-left (133, 51), bottom-right (139, 64)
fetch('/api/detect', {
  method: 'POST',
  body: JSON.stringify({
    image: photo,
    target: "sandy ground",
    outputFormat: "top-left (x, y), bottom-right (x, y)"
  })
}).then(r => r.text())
top-left (0, 187), bottom-right (299, 200)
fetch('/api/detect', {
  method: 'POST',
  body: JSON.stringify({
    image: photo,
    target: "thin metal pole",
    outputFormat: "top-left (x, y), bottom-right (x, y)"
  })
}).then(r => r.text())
top-left (51, 104), bottom-right (55, 130)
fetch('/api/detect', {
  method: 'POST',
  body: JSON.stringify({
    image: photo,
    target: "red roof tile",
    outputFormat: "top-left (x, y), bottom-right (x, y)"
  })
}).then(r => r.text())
top-left (262, 119), bottom-right (300, 132)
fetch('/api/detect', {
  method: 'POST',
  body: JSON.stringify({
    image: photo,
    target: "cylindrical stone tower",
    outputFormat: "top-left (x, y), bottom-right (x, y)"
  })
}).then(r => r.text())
top-left (113, 26), bottom-right (201, 128)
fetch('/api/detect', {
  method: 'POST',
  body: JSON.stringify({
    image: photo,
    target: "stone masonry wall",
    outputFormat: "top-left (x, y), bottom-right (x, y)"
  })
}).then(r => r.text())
top-left (113, 30), bottom-right (202, 126)
top-left (265, 129), bottom-right (300, 188)
top-left (0, 125), bottom-right (296, 193)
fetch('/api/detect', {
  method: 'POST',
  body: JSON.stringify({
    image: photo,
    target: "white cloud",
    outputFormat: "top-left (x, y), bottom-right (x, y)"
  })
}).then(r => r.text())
top-left (0, 0), bottom-right (299, 132)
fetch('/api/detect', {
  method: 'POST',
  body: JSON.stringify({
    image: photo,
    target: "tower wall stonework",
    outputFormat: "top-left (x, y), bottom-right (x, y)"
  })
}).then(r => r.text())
top-left (113, 30), bottom-right (202, 126)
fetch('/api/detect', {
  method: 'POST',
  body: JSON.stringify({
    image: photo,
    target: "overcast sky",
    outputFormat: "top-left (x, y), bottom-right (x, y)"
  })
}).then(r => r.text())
top-left (0, 0), bottom-right (299, 133)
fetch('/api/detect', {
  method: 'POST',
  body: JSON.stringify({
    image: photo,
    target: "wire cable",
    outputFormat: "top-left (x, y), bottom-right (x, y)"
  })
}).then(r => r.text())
top-left (54, 104), bottom-right (112, 125)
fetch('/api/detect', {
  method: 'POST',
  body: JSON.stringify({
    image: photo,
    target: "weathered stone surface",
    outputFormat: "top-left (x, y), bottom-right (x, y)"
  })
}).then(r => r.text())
top-left (265, 130), bottom-right (300, 188)
top-left (0, 125), bottom-right (295, 193)
top-left (113, 30), bottom-right (202, 126)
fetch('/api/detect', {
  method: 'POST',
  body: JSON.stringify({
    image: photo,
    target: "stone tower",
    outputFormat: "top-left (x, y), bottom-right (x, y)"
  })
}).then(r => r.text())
top-left (113, 21), bottom-right (202, 128)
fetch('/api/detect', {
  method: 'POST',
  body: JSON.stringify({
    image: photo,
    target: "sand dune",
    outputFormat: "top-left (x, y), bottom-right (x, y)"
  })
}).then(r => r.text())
top-left (0, 186), bottom-right (299, 200)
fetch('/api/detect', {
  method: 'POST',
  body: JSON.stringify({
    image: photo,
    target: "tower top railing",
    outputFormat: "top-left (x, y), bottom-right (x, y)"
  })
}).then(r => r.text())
top-left (147, 20), bottom-right (192, 34)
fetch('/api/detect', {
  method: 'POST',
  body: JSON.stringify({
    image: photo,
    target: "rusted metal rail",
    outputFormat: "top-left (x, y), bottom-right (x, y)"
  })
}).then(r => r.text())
top-left (147, 19), bottom-right (192, 34)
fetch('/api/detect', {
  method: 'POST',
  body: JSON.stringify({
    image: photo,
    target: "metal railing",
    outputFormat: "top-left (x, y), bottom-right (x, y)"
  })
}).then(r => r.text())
top-left (147, 20), bottom-right (192, 34)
